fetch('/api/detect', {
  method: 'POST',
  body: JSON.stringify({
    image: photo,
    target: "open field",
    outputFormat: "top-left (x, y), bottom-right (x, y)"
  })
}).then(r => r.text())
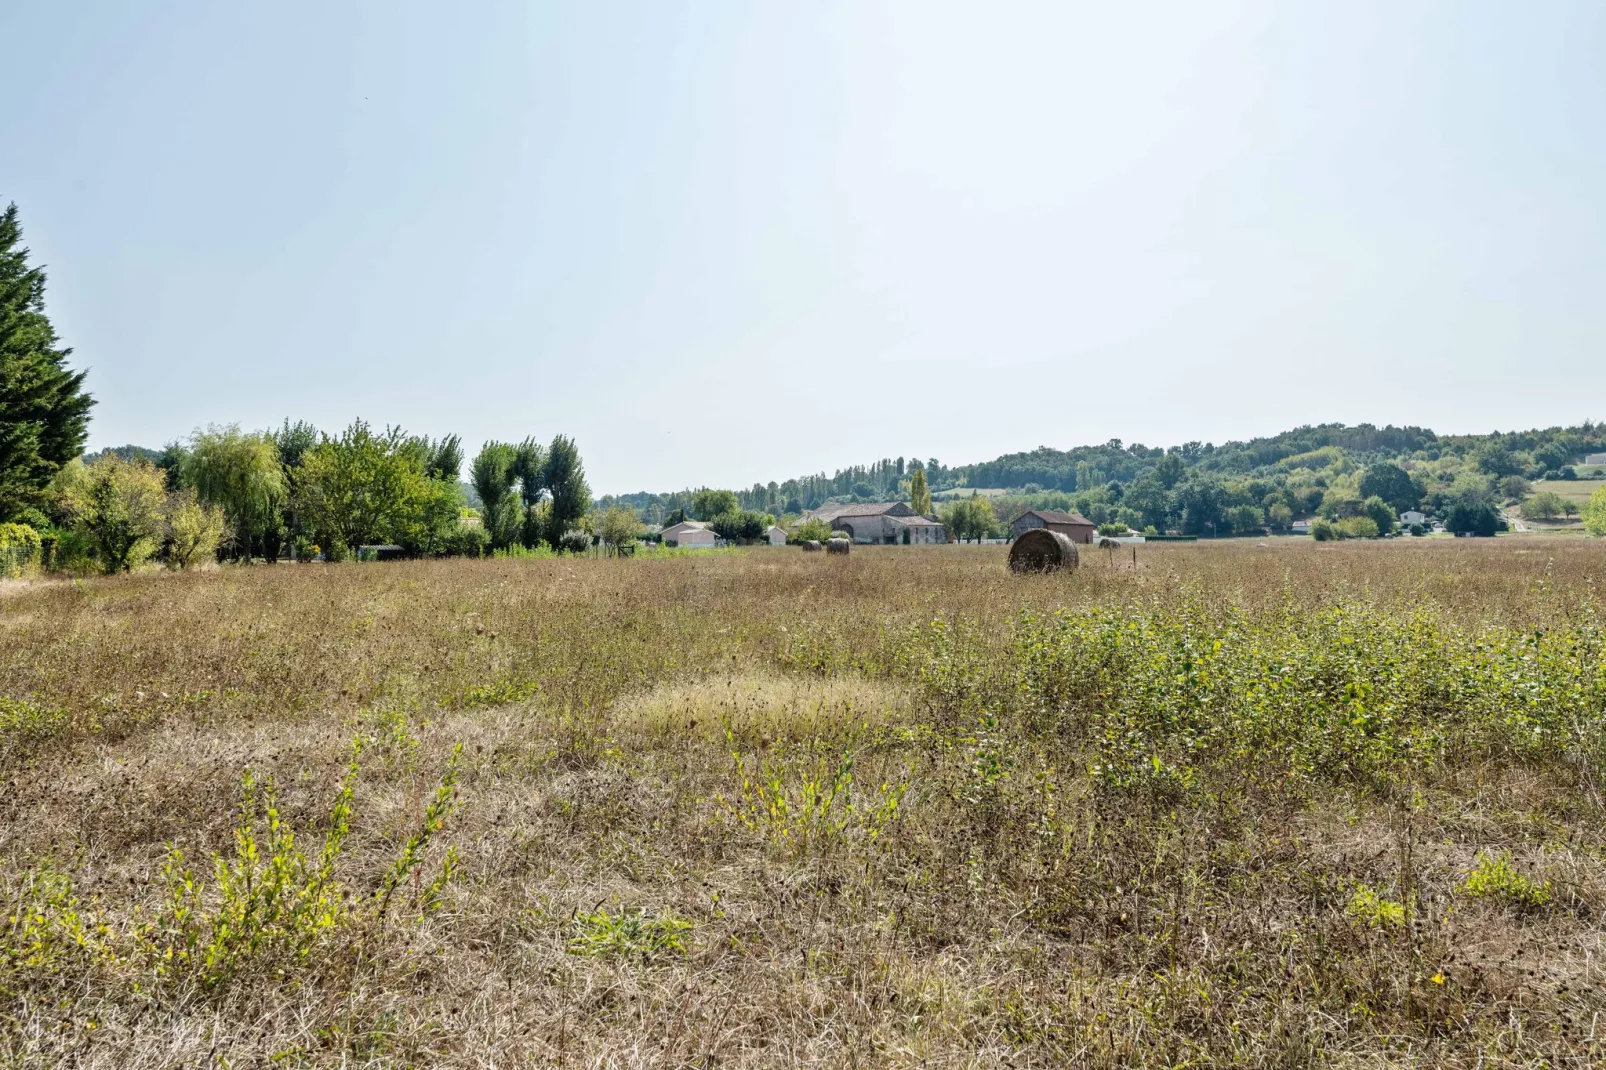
top-left (1528, 479), bottom-right (1604, 506)
top-left (4, 540), bottom-right (1606, 1066)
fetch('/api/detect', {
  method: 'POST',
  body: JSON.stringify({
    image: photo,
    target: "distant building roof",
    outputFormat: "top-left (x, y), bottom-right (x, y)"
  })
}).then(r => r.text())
top-left (1020, 509), bottom-right (1093, 526)
top-left (659, 520), bottom-right (709, 536)
top-left (808, 501), bottom-right (917, 521)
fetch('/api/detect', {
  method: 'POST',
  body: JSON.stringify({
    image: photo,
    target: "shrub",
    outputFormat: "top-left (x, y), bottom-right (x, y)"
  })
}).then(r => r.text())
top-left (1336, 516), bottom-right (1380, 539)
top-left (558, 528), bottom-right (593, 554)
top-left (1462, 851), bottom-right (1550, 911)
top-left (165, 490), bottom-right (226, 569)
top-left (791, 516), bottom-right (833, 544)
top-left (0, 522), bottom-right (42, 578)
top-left (1310, 518), bottom-right (1338, 541)
top-left (443, 523), bottom-right (491, 558)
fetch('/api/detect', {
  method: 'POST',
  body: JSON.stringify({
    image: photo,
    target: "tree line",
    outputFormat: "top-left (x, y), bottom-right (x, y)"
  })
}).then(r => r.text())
top-left (1, 201), bottom-right (611, 573)
top-left (4, 422), bottom-right (594, 574)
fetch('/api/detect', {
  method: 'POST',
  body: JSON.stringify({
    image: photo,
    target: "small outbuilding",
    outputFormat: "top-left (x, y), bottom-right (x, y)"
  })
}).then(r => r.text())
top-left (766, 525), bottom-right (787, 546)
top-left (660, 521), bottom-right (717, 548)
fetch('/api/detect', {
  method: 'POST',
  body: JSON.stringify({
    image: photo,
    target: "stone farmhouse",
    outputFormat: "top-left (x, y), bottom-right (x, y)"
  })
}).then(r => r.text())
top-left (806, 501), bottom-right (946, 544)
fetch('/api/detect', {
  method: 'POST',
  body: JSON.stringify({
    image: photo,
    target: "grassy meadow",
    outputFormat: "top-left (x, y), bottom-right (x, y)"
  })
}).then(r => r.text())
top-left (3, 540), bottom-right (1606, 1067)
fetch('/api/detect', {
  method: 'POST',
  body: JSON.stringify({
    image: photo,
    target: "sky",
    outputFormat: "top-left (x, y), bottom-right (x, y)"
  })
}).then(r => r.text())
top-left (4, 1), bottom-right (1604, 494)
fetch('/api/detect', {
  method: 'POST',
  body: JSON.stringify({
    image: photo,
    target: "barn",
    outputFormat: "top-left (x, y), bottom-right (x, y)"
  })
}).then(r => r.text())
top-left (1010, 509), bottom-right (1096, 544)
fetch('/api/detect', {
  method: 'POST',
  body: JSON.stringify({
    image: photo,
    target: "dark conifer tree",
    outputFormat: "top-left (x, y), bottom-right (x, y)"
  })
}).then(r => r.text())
top-left (0, 203), bottom-right (94, 520)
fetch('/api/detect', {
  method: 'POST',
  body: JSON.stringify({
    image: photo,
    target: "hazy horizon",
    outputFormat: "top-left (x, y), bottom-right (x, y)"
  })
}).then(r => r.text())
top-left (6, 1), bottom-right (1604, 494)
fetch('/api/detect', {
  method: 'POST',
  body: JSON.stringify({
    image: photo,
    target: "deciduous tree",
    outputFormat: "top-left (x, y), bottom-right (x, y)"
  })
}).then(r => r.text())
top-left (294, 422), bottom-right (448, 559)
top-left (544, 435), bottom-right (591, 548)
top-left (909, 467), bottom-right (931, 516)
top-left (470, 442), bottom-right (520, 550)
top-left (1583, 486), bottom-right (1606, 537)
top-left (1523, 491), bottom-right (1567, 520)
top-left (183, 426), bottom-right (284, 562)
top-left (595, 504), bottom-right (640, 555)
top-left (691, 488), bottom-right (739, 520)
top-left (62, 456), bottom-right (166, 572)
top-left (165, 489), bottom-right (226, 569)
top-left (1358, 463), bottom-right (1421, 512)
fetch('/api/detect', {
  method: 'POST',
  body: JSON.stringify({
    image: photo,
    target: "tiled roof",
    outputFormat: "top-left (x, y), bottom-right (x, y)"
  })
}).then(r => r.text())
top-left (1022, 509), bottom-right (1093, 526)
top-left (810, 502), bottom-right (913, 520)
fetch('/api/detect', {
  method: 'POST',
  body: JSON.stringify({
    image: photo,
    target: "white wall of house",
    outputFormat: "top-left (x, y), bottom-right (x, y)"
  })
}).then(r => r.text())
top-left (668, 529), bottom-right (716, 548)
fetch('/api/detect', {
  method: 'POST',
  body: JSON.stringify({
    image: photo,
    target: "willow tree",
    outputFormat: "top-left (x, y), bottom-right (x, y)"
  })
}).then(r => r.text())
top-left (183, 426), bottom-right (284, 562)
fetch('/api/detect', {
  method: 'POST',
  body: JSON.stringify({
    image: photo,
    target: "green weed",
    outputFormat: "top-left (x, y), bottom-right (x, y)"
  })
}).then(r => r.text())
top-left (1462, 851), bottom-right (1551, 911)
top-left (1346, 883), bottom-right (1407, 929)
top-left (567, 907), bottom-right (692, 963)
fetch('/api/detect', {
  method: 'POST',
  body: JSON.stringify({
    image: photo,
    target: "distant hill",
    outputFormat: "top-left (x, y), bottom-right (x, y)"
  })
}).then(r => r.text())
top-left (600, 421), bottom-right (1606, 534)
top-left (82, 444), bottom-right (164, 466)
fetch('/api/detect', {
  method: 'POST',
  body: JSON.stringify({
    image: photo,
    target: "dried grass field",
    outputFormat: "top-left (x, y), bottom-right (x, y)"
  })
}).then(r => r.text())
top-left (4, 539), bottom-right (1606, 1067)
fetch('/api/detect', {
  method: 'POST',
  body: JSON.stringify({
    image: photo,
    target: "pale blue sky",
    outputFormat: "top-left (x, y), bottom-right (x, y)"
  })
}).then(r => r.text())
top-left (5, 1), bottom-right (1603, 493)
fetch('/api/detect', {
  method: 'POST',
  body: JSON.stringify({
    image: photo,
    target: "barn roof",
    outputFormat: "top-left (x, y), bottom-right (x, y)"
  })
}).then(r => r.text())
top-left (1021, 509), bottom-right (1094, 526)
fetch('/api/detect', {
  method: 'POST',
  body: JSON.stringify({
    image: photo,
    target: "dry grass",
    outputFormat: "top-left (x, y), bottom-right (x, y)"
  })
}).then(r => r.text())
top-left (2, 540), bottom-right (1606, 1066)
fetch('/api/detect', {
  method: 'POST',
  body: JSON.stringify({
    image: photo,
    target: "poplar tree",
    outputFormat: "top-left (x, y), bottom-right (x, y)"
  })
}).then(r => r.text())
top-left (910, 467), bottom-right (932, 516)
top-left (543, 434), bottom-right (590, 548)
top-left (0, 203), bottom-right (94, 520)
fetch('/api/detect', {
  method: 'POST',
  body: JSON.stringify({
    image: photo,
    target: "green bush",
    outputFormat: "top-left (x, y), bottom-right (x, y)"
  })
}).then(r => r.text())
top-left (1336, 516), bottom-right (1380, 539)
top-left (443, 524), bottom-right (491, 558)
top-left (791, 517), bottom-right (833, 544)
top-left (0, 522), bottom-right (42, 578)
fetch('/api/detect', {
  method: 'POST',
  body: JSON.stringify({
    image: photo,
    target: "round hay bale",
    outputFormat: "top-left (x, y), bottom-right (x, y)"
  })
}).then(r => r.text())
top-left (1008, 528), bottom-right (1078, 573)
top-left (1098, 537), bottom-right (1119, 549)
top-left (801, 539), bottom-right (823, 552)
top-left (826, 537), bottom-right (851, 555)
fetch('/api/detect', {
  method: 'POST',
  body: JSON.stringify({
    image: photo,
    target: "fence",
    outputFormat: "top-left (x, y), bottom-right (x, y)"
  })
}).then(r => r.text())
top-left (0, 524), bottom-right (43, 579)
